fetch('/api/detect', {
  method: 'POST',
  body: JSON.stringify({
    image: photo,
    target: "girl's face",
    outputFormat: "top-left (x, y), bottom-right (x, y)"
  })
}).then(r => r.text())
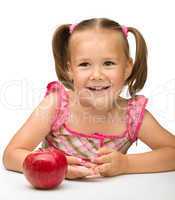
top-left (67, 29), bottom-right (133, 112)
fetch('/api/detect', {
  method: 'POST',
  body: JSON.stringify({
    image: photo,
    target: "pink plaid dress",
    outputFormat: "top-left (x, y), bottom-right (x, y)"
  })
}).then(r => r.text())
top-left (41, 81), bottom-right (148, 161)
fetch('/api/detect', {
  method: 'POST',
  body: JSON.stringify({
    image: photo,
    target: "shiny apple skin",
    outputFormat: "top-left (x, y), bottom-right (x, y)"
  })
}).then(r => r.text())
top-left (23, 147), bottom-right (68, 189)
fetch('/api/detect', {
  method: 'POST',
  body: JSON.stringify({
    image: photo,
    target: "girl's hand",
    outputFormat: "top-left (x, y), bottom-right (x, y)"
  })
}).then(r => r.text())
top-left (91, 147), bottom-right (128, 177)
top-left (65, 156), bottom-right (98, 179)
top-left (66, 165), bottom-right (96, 179)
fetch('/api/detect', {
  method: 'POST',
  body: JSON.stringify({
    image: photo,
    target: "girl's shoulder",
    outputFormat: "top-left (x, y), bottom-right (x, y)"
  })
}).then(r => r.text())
top-left (121, 94), bottom-right (148, 143)
top-left (119, 94), bottom-right (148, 112)
top-left (45, 80), bottom-right (67, 95)
top-left (45, 80), bottom-right (70, 104)
top-left (44, 81), bottom-right (70, 132)
top-left (128, 94), bottom-right (148, 120)
top-left (129, 94), bottom-right (148, 105)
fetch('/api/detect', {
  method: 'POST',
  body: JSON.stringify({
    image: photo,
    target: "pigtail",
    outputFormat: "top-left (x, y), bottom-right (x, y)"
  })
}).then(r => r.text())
top-left (52, 24), bottom-right (73, 89)
top-left (126, 27), bottom-right (148, 97)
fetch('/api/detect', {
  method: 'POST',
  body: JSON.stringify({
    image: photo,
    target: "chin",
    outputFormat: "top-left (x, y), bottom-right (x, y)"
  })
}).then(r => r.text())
top-left (76, 86), bottom-right (120, 110)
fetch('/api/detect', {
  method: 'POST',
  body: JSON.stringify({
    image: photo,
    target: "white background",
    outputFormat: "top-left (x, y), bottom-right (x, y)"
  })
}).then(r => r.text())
top-left (0, 0), bottom-right (175, 199)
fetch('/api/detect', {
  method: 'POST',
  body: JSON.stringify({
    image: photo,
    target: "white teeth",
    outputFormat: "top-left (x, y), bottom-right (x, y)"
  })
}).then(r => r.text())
top-left (87, 86), bottom-right (110, 91)
top-left (94, 87), bottom-right (103, 90)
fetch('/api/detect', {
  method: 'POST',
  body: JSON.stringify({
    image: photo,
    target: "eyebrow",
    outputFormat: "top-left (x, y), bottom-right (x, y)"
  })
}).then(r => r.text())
top-left (75, 57), bottom-right (119, 62)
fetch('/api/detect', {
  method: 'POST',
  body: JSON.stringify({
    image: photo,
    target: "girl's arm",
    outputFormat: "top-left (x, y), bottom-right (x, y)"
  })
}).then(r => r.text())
top-left (92, 109), bottom-right (175, 177)
top-left (2, 90), bottom-right (96, 179)
top-left (126, 109), bottom-right (175, 174)
top-left (2, 92), bottom-right (59, 173)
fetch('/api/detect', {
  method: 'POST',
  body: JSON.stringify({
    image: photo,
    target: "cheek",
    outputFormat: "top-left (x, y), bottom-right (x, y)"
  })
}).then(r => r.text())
top-left (73, 72), bottom-right (88, 90)
top-left (108, 69), bottom-right (125, 86)
top-left (107, 70), bottom-right (126, 97)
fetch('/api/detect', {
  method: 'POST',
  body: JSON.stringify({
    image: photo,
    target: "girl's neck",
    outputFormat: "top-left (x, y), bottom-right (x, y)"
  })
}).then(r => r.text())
top-left (68, 90), bottom-right (127, 118)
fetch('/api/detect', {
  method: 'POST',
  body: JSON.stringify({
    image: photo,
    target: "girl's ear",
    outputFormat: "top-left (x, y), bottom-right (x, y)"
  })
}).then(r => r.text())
top-left (124, 57), bottom-right (133, 81)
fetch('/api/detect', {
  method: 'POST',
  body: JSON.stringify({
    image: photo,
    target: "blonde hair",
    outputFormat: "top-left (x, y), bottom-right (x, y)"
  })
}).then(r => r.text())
top-left (52, 17), bottom-right (148, 97)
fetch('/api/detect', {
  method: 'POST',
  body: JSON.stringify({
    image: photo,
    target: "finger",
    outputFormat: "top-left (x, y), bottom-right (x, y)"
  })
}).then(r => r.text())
top-left (91, 154), bottom-right (111, 164)
top-left (66, 156), bottom-right (98, 169)
top-left (74, 165), bottom-right (99, 177)
top-left (73, 165), bottom-right (91, 175)
top-left (66, 165), bottom-right (80, 179)
top-left (96, 147), bottom-right (114, 156)
top-left (66, 165), bottom-right (93, 179)
top-left (82, 161), bottom-right (98, 168)
top-left (95, 163), bottom-right (111, 176)
top-left (66, 165), bottom-right (86, 179)
top-left (85, 168), bottom-right (101, 178)
top-left (66, 156), bottom-right (83, 165)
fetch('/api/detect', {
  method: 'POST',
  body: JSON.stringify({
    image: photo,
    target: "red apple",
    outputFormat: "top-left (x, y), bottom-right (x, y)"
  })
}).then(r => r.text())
top-left (23, 147), bottom-right (68, 189)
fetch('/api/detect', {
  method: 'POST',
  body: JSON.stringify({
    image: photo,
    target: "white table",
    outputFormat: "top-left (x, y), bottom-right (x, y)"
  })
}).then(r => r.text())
top-left (1, 161), bottom-right (175, 200)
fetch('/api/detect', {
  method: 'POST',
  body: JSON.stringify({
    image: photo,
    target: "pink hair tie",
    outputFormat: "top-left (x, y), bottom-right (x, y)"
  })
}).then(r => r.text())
top-left (69, 24), bottom-right (77, 34)
top-left (121, 25), bottom-right (128, 38)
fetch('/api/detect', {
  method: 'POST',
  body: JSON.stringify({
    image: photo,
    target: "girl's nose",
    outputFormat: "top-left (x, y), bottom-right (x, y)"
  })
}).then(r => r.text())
top-left (89, 66), bottom-right (104, 80)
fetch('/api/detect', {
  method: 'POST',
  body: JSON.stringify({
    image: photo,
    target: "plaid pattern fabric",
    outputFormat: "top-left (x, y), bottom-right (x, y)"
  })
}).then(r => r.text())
top-left (41, 81), bottom-right (148, 160)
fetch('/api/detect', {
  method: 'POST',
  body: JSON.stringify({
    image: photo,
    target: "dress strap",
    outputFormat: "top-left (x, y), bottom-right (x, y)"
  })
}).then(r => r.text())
top-left (44, 81), bottom-right (69, 132)
top-left (127, 95), bottom-right (148, 143)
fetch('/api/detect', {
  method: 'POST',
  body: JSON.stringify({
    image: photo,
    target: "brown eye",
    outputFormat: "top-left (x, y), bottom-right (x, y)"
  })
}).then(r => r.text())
top-left (104, 61), bottom-right (115, 66)
top-left (79, 62), bottom-right (89, 67)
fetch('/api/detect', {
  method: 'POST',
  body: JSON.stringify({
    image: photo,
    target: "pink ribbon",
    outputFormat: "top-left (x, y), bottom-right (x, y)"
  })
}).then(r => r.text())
top-left (69, 24), bottom-right (77, 33)
top-left (121, 25), bottom-right (128, 37)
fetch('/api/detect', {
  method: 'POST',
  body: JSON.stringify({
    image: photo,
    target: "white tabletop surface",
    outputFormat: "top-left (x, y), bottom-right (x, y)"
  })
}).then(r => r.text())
top-left (1, 161), bottom-right (175, 200)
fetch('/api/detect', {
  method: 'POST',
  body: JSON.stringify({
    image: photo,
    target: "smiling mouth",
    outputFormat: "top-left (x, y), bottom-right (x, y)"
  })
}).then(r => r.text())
top-left (86, 86), bottom-right (111, 91)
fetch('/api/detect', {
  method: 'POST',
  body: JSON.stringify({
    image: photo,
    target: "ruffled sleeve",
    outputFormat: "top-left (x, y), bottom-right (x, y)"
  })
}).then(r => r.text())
top-left (44, 81), bottom-right (69, 132)
top-left (127, 95), bottom-right (148, 143)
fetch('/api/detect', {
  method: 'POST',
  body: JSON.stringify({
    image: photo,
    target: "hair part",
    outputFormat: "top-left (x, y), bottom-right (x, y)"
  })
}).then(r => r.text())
top-left (52, 18), bottom-right (148, 97)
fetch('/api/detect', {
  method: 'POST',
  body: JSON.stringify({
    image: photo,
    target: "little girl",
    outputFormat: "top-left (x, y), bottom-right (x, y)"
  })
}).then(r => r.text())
top-left (3, 17), bottom-right (175, 179)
